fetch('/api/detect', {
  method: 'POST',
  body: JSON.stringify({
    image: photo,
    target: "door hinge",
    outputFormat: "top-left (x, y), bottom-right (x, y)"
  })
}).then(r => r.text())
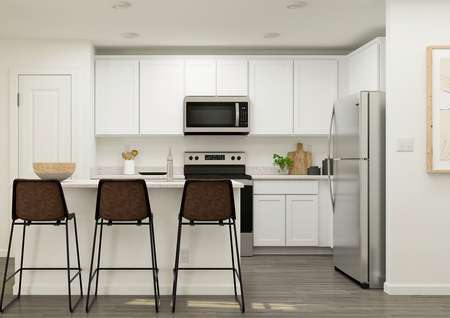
top-left (17, 93), bottom-right (20, 107)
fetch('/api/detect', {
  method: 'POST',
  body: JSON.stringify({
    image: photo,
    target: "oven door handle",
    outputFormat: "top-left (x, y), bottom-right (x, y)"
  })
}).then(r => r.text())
top-left (235, 103), bottom-right (240, 127)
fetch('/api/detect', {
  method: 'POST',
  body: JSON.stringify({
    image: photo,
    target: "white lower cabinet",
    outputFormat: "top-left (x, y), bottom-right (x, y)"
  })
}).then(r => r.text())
top-left (253, 181), bottom-right (320, 247)
top-left (285, 195), bottom-right (318, 246)
top-left (253, 195), bottom-right (286, 246)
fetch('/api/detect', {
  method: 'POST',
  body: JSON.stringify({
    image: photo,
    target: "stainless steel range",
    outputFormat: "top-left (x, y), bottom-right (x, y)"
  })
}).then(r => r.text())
top-left (184, 151), bottom-right (253, 256)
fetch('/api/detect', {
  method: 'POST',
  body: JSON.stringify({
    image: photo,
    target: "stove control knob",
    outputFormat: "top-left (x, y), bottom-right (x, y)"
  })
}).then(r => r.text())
top-left (237, 156), bottom-right (241, 160)
top-left (189, 156), bottom-right (193, 160)
top-left (194, 156), bottom-right (199, 160)
top-left (231, 156), bottom-right (235, 160)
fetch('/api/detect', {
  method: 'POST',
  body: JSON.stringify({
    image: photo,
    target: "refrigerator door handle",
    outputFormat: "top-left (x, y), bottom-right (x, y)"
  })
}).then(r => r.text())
top-left (328, 107), bottom-right (336, 212)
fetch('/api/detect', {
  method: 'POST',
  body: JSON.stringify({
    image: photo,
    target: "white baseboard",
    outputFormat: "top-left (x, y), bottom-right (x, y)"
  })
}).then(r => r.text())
top-left (14, 284), bottom-right (237, 296)
top-left (384, 282), bottom-right (450, 295)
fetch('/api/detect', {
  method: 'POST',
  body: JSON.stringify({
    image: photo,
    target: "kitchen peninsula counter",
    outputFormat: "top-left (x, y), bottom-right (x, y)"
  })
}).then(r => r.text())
top-left (12, 179), bottom-right (242, 296)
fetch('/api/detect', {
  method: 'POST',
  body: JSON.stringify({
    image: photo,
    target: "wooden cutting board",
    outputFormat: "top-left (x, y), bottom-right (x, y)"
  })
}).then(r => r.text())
top-left (288, 143), bottom-right (312, 175)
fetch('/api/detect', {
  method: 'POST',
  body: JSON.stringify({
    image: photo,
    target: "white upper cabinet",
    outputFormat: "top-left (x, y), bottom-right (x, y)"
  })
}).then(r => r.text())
top-left (185, 59), bottom-right (216, 96)
top-left (249, 59), bottom-right (294, 135)
top-left (140, 59), bottom-right (184, 135)
top-left (95, 59), bottom-right (139, 135)
top-left (347, 38), bottom-right (385, 95)
top-left (293, 59), bottom-right (338, 135)
top-left (216, 59), bottom-right (248, 96)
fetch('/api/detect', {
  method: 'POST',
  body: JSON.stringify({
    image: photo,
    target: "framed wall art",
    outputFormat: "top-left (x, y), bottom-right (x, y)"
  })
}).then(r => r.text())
top-left (427, 46), bottom-right (450, 173)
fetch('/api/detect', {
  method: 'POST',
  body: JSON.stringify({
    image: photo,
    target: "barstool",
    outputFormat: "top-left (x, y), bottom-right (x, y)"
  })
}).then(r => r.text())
top-left (0, 179), bottom-right (83, 313)
top-left (171, 179), bottom-right (245, 313)
top-left (85, 179), bottom-right (160, 313)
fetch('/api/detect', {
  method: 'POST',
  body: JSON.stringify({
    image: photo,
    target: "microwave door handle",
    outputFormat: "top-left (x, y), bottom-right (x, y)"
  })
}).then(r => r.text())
top-left (235, 103), bottom-right (240, 127)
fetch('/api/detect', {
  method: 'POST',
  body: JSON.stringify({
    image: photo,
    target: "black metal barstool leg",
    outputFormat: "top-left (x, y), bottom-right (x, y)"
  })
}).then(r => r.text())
top-left (228, 220), bottom-right (238, 299)
top-left (65, 219), bottom-right (74, 312)
top-left (86, 221), bottom-right (99, 313)
top-left (73, 215), bottom-right (83, 297)
top-left (0, 222), bottom-right (15, 312)
top-left (17, 223), bottom-right (26, 298)
top-left (171, 218), bottom-right (182, 313)
top-left (94, 221), bottom-right (104, 297)
top-left (150, 218), bottom-right (160, 299)
top-left (232, 219), bottom-right (245, 313)
top-left (148, 218), bottom-right (159, 312)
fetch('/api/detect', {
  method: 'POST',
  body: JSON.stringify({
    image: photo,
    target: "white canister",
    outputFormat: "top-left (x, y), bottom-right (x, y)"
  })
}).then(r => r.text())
top-left (123, 160), bottom-right (136, 175)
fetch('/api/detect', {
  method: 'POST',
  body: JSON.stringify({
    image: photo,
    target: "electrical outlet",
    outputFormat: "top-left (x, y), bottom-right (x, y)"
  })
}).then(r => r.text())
top-left (397, 138), bottom-right (415, 152)
top-left (180, 249), bottom-right (189, 264)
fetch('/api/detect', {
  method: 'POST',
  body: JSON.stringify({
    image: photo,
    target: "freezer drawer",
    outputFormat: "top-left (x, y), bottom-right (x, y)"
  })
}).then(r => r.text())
top-left (333, 159), bottom-right (368, 285)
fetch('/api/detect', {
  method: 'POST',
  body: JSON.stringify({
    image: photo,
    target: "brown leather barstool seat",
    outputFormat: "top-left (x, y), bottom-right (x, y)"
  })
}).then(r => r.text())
top-left (171, 179), bottom-right (245, 313)
top-left (85, 179), bottom-right (160, 313)
top-left (0, 180), bottom-right (83, 313)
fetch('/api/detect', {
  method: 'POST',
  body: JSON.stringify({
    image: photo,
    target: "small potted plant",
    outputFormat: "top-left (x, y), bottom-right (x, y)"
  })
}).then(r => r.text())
top-left (273, 154), bottom-right (293, 174)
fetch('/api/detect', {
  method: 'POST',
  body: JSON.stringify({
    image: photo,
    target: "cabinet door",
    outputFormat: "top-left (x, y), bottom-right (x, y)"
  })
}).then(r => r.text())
top-left (185, 59), bottom-right (216, 96)
top-left (140, 59), bottom-right (184, 134)
top-left (293, 59), bottom-right (338, 135)
top-left (253, 195), bottom-right (286, 246)
top-left (285, 195), bottom-right (318, 246)
top-left (249, 60), bottom-right (293, 135)
top-left (217, 59), bottom-right (248, 96)
top-left (95, 59), bottom-right (139, 135)
top-left (348, 42), bottom-right (380, 95)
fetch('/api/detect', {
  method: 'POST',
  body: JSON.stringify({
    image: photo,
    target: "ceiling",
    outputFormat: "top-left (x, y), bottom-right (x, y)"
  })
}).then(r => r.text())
top-left (0, 0), bottom-right (385, 50)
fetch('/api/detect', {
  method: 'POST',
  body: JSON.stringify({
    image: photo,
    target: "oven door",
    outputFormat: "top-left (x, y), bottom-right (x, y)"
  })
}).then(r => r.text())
top-left (184, 96), bottom-right (249, 134)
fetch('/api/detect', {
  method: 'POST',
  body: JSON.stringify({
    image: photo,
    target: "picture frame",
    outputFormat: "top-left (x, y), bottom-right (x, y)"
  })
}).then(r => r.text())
top-left (426, 46), bottom-right (450, 173)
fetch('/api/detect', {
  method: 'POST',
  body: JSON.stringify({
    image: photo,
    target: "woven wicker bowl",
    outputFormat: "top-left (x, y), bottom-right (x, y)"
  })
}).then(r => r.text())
top-left (33, 162), bottom-right (76, 181)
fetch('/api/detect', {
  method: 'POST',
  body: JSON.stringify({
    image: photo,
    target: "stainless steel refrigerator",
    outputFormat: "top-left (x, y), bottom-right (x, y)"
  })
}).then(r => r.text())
top-left (327, 91), bottom-right (386, 288)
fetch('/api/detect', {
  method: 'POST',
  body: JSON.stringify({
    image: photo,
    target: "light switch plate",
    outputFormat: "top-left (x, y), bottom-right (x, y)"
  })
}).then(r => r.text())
top-left (397, 138), bottom-right (414, 152)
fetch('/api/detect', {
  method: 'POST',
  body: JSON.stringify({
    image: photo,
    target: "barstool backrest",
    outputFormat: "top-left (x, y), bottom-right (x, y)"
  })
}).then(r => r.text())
top-left (96, 179), bottom-right (151, 221)
top-left (180, 180), bottom-right (235, 221)
top-left (12, 179), bottom-right (68, 221)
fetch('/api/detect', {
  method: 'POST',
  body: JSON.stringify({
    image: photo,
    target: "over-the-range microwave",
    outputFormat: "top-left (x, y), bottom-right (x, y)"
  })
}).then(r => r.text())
top-left (184, 96), bottom-right (250, 135)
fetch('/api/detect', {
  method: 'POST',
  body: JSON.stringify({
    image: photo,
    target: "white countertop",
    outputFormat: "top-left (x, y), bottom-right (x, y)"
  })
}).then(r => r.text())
top-left (93, 174), bottom-right (185, 180)
top-left (251, 174), bottom-right (329, 180)
top-left (62, 179), bottom-right (244, 189)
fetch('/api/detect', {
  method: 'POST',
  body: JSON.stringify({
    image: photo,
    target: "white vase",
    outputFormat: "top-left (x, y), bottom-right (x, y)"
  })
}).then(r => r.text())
top-left (277, 167), bottom-right (289, 175)
top-left (123, 160), bottom-right (136, 175)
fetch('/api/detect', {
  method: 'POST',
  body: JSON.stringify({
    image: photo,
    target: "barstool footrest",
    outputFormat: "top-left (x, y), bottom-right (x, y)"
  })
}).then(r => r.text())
top-left (4, 269), bottom-right (21, 283)
top-left (97, 267), bottom-right (159, 271)
top-left (69, 271), bottom-right (82, 283)
top-left (21, 267), bottom-right (81, 270)
top-left (177, 267), bottom-right (236, 271)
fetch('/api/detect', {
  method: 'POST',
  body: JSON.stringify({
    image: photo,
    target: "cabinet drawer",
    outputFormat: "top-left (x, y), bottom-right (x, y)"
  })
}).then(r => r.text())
top-left (254, 180), bottom-right (319, 195)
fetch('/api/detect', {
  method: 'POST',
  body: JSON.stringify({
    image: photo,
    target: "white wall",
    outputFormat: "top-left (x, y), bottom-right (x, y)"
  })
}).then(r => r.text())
top-left (385, 0), bottom-right (450, 294)
top-left (0, 39), bottom-right (95, 255)
top-left (95, 136), bottom-right (328, 172)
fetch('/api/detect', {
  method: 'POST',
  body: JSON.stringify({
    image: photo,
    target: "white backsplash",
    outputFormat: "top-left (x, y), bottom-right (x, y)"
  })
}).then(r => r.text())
top-left (95, 135), bottom-right (328, 175)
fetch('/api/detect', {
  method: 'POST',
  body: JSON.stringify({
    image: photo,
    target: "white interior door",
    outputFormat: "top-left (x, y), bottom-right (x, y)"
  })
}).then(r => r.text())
top-left (18, 75), bottom-right (72, 178)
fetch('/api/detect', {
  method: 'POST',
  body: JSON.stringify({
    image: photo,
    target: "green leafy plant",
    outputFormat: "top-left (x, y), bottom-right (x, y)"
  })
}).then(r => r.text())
top-left (273, 154), bottom-right (293, 171)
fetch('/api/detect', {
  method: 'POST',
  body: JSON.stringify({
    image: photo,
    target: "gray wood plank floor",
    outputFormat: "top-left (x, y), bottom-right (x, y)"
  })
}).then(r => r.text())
top-left (1, 255), bottom-right (449, 317)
